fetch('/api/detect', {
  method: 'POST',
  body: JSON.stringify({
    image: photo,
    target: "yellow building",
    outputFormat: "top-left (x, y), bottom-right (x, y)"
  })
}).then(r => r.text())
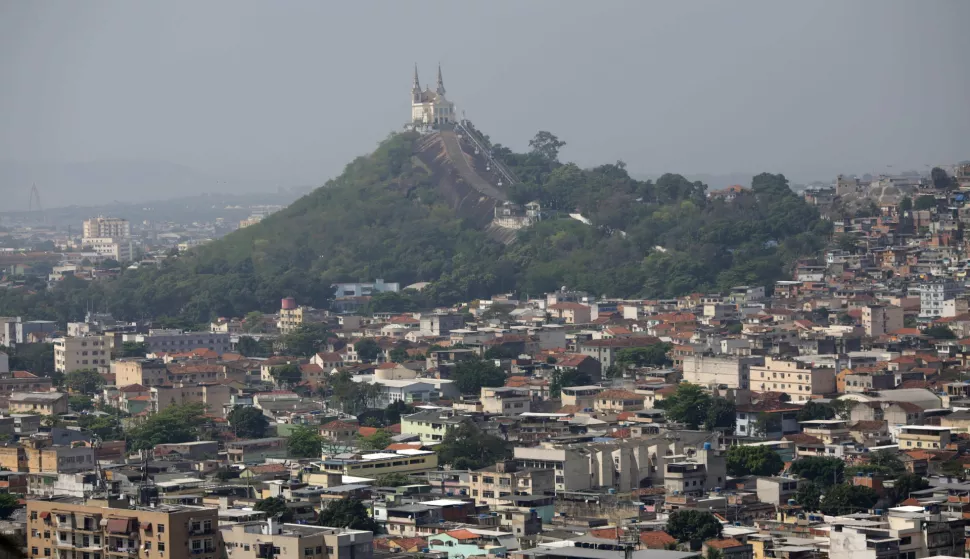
top-left (27, 496), bottom-right (219, 559)
top-left (318, 449), bottom-right (437, 476)
top-left (898, 425), bottom-right (951, 450)
top-left (749, 357), bottom-right (836, 403)
top-left (0, 438), bottom-right (96, 473)
top-left (411, 65), bottom-right (455, 127)
top-left (53, 335), bottom-right (111, 373)
top-left (113, 358), bottom-right (169, 387)
top-left (9, 392), bottom-right (68, 415)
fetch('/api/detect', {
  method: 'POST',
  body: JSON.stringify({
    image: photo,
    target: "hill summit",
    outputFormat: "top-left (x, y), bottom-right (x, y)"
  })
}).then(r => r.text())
top-left (5, 125), bottom-right (831, 324)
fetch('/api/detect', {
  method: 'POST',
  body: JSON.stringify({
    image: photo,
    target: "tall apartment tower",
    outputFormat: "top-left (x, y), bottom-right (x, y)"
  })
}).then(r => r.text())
top-left (82, 217), bottom-right (130, 239)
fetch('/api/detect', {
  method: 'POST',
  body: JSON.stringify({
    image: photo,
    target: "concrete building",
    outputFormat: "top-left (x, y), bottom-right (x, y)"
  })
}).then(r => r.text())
top-left (82, 216), bottom-right (130, 239)
top-left (754, 477), bottom-right (801, 506)
top-left (919, 280), bottom-right (964, 318)
top-left (748, 357), bottom-right (836, 403)
top-left (420, 312), bottom-right (465, 336)
top-left (560, 385), bottom-right (602, 409)
top-left (0, 351), bottom-right (7, 374)
top-left (663, 443), bottom-right (726, 496)
top-left (332, 279), bottom-right (399, 298)
top-left (469, 460), bottom-right (554, 507)
top-left (112, 358), bottom-right (169, 387)
top-left (127, 329), bottom-right (230, 355)
top-left (83, 236), bottom-right (134, 262)
top-left (401, 409), bottom-right (471, 444)
top-left (27, 496), bottom-right (219, 559)
top-left (0, 371), bottom-right (52, 399)
top-left (221, 521), bottom-right (373, 559)
top-left (9, 392), bottom-right (68, 415)
top-left (547, 303), bottom-right (592, 325)
top-left (1, 318), bottom-right (57, 347)
top-left (681, 355), bottom-right (764, 390)
top-left (861, 305), bottom-right (904, 337)
top-left (226, 437), bottom-right (288, 464)
top-left (897, 425), bottom-right (951, 450)
top-left (53, 335), bottom-right (111, 373)
top-left (317, 449), bottom-right (438, 476)
top-left (481, 386), bottom-right (531, 414)
top-left (150, 382), bottom-right (232, 416)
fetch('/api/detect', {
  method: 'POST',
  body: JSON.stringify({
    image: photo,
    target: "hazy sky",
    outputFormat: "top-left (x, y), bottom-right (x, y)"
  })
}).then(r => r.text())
top-left (1, 1), bottom-right (969, 206)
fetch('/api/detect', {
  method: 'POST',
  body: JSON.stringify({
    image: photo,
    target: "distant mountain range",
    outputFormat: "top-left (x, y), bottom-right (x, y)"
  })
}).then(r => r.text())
top-left (0, 159), bottom-right (284, 209)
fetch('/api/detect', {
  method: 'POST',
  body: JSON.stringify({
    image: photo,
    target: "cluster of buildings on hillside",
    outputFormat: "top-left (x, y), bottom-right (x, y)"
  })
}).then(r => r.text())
top-left (7, 170), bottom-right (970, 558)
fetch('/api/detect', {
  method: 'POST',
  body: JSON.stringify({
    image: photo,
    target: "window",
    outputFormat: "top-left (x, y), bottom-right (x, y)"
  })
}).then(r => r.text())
top-left (315, 547), bottom-right (322, 554)
top-left (305, 548), bottom-right (314, 556)
top-left (157, 524), bottom-right (165, 533)
top-left (144, 543), bottom-right (152, 551)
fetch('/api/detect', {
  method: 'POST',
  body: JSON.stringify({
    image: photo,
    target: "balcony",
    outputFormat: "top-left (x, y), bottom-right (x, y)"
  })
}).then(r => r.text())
top-left (107, 547), bottom-right (139, 556)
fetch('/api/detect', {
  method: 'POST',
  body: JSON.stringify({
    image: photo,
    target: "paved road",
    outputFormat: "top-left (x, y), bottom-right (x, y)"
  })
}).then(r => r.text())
top-left (439, 130), bottom-right (509, 202)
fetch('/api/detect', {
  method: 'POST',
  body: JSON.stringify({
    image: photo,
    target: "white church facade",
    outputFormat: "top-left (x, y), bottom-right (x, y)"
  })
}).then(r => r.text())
top-left (410, 64), bottom-right (456, 128)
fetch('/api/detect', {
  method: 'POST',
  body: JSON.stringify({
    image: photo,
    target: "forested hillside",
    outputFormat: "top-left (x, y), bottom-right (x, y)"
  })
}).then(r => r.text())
top-left (0, 129), bottom-right (831, 324)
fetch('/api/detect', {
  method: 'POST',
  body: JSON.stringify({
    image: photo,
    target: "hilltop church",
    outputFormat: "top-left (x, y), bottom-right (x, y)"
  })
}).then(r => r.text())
top-left (411, 64), bottom-right (456, 128)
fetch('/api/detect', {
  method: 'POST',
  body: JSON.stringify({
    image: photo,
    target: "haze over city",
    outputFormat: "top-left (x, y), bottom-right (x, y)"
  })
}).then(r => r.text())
top-left (1, 0), bottom-right (969, 207)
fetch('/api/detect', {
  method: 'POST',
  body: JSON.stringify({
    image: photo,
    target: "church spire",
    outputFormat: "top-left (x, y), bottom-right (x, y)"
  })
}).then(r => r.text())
top-left (436, 63), bottom-right (446, 96)
top-left (412, 64), bottom-right (421, 91)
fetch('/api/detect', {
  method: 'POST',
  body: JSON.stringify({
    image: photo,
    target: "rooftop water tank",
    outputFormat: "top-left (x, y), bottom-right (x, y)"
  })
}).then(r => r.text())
top-left (281, 297), bottom-right (296, 310)
top-left (703, 442), bottom-right (712, 450)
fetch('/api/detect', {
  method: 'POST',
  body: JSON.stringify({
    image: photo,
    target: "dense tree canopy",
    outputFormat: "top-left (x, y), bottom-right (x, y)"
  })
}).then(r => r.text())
top-left (790, 457), bottom-right (844, 487)
top-left (452, 359), bottom-right (506, 395)
top-left (436, 422), bottom-right (510, 470)
top-left (726, 445), bottom-right (784, 477)
top-left (227, 406), bottom-right (269, 439)
top-left (317, 498), bottom-right (378, 532)
top-left (666, 510), bottom-right (722, 550)
top-left (288, 425), bottom-right (324, 458)
top-left (0, 130), bottom-right (831, 325)
top-left (655, 383), bottom-right (733, 431)
top-left (128, 403), bottom-right (210, 451)
top-left (820, 484), bottom-right (878, 516)
top-left (254, 497), bottom-right (293, 523)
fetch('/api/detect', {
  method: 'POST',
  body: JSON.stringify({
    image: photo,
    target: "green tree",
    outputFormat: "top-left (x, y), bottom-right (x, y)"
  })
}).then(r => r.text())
top-left (726, 445), bottom-right (784, 477)
top-left (0, 493), bottom-right (19, 520)
top-left (795, 481), bottom-right (822, 511)
top-left (890, 474), bottom-right (929, 505)
top-left (237, 336), bottom-right (272, 357)
top-left (128, 403), bottom-right (209, 450)
top-left (254, 497), bottom-right (294, 522)
top-left (452, 359), bottom-right (506, 394)
top-left (830, 399), bottom-right (855, 420)
top-left (931, 167), bottom-right (954, 190)
top-left (750, 412), bottom-right (783, 437)
top-left (388, 347), bottom-right (410, 363)
top-left (317, 498), bottom-right (378, 532)
top-left (436, 422), bottom-right (510, 470)
top-left (243, 311), bottom-right (266, 333)
top-left (914, 195), bottom-right (937, 211)
top-left (119, 341), bottom-right (149, 357)
top-left (666, 510), bottom-right (722, 550)
top-left (288, 425), bottom-right (323, 458)
top-left (69, 395), bottom-right (94, 412)
top-left (790, 456), bottom-right (844, 487)
top-left (375, 472), bottom-right (412, 487)
top-left (281, 323), bottom-right (331, 357)
top-left (797, 401), bottom-right (835, 422)
top-left (923, 325), bottom-right (956, 340)
top-left (819, 484), bottom-right (878, 516)
top-left (898, 197), bottom-right (913, 213)
top-left (529, 131), bottom-right (566, 162)
top-left (63, 369), bottom-right (106, 394)
top-left (705, 398), bottom-right (736, 431)
top-left (655, 383), bottom-right (711, 429)
top-left (270, 364), bottom-right (302, 388)
top-left (358, 429), bottom-right (393, 451)
top-left (617, 344), bottom-right (673, 368)
top-left (835, 234), bottom-right (857, 253)
top-left (867, 449), bottom-right (905, 474)
top-left (549, 369), bottom-right (593, 398)
top-left (6, 342), bottom-right (55, 375)
top-left (227, 406), bottom-right (269, 439)
top-left (78, 414), bottom-right (123, 441)
top-left (354, 338), bottom-right (381, 361)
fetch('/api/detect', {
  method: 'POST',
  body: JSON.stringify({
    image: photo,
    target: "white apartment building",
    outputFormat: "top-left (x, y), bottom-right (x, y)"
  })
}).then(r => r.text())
top-left (332, 279), bottom-right (400, 298)
top-left (53, 335), bottom-right (111, 373)
top-left (82, 216), bottom-right (130, 239)
top-left (749, 356), bottom-right (836, 403)
top-left (83, 237), bottom-right (134, 262)
top-left (681, 354), bottom-right (764, 390)
top-left (127, 329), bottom-right (231, 354)
top-left (919, 280), bottom-right (964, 318)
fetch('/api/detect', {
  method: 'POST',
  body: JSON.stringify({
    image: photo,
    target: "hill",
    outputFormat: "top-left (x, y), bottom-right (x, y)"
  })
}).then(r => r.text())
top-left (0, 128), bottom-right (831, 324)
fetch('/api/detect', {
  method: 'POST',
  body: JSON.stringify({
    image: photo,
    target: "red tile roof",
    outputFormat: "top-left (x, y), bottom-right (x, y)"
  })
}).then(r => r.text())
top-left (706, 539), bottom-right (746, 550)
top-left (639, 531), bottom-right (677, 549)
